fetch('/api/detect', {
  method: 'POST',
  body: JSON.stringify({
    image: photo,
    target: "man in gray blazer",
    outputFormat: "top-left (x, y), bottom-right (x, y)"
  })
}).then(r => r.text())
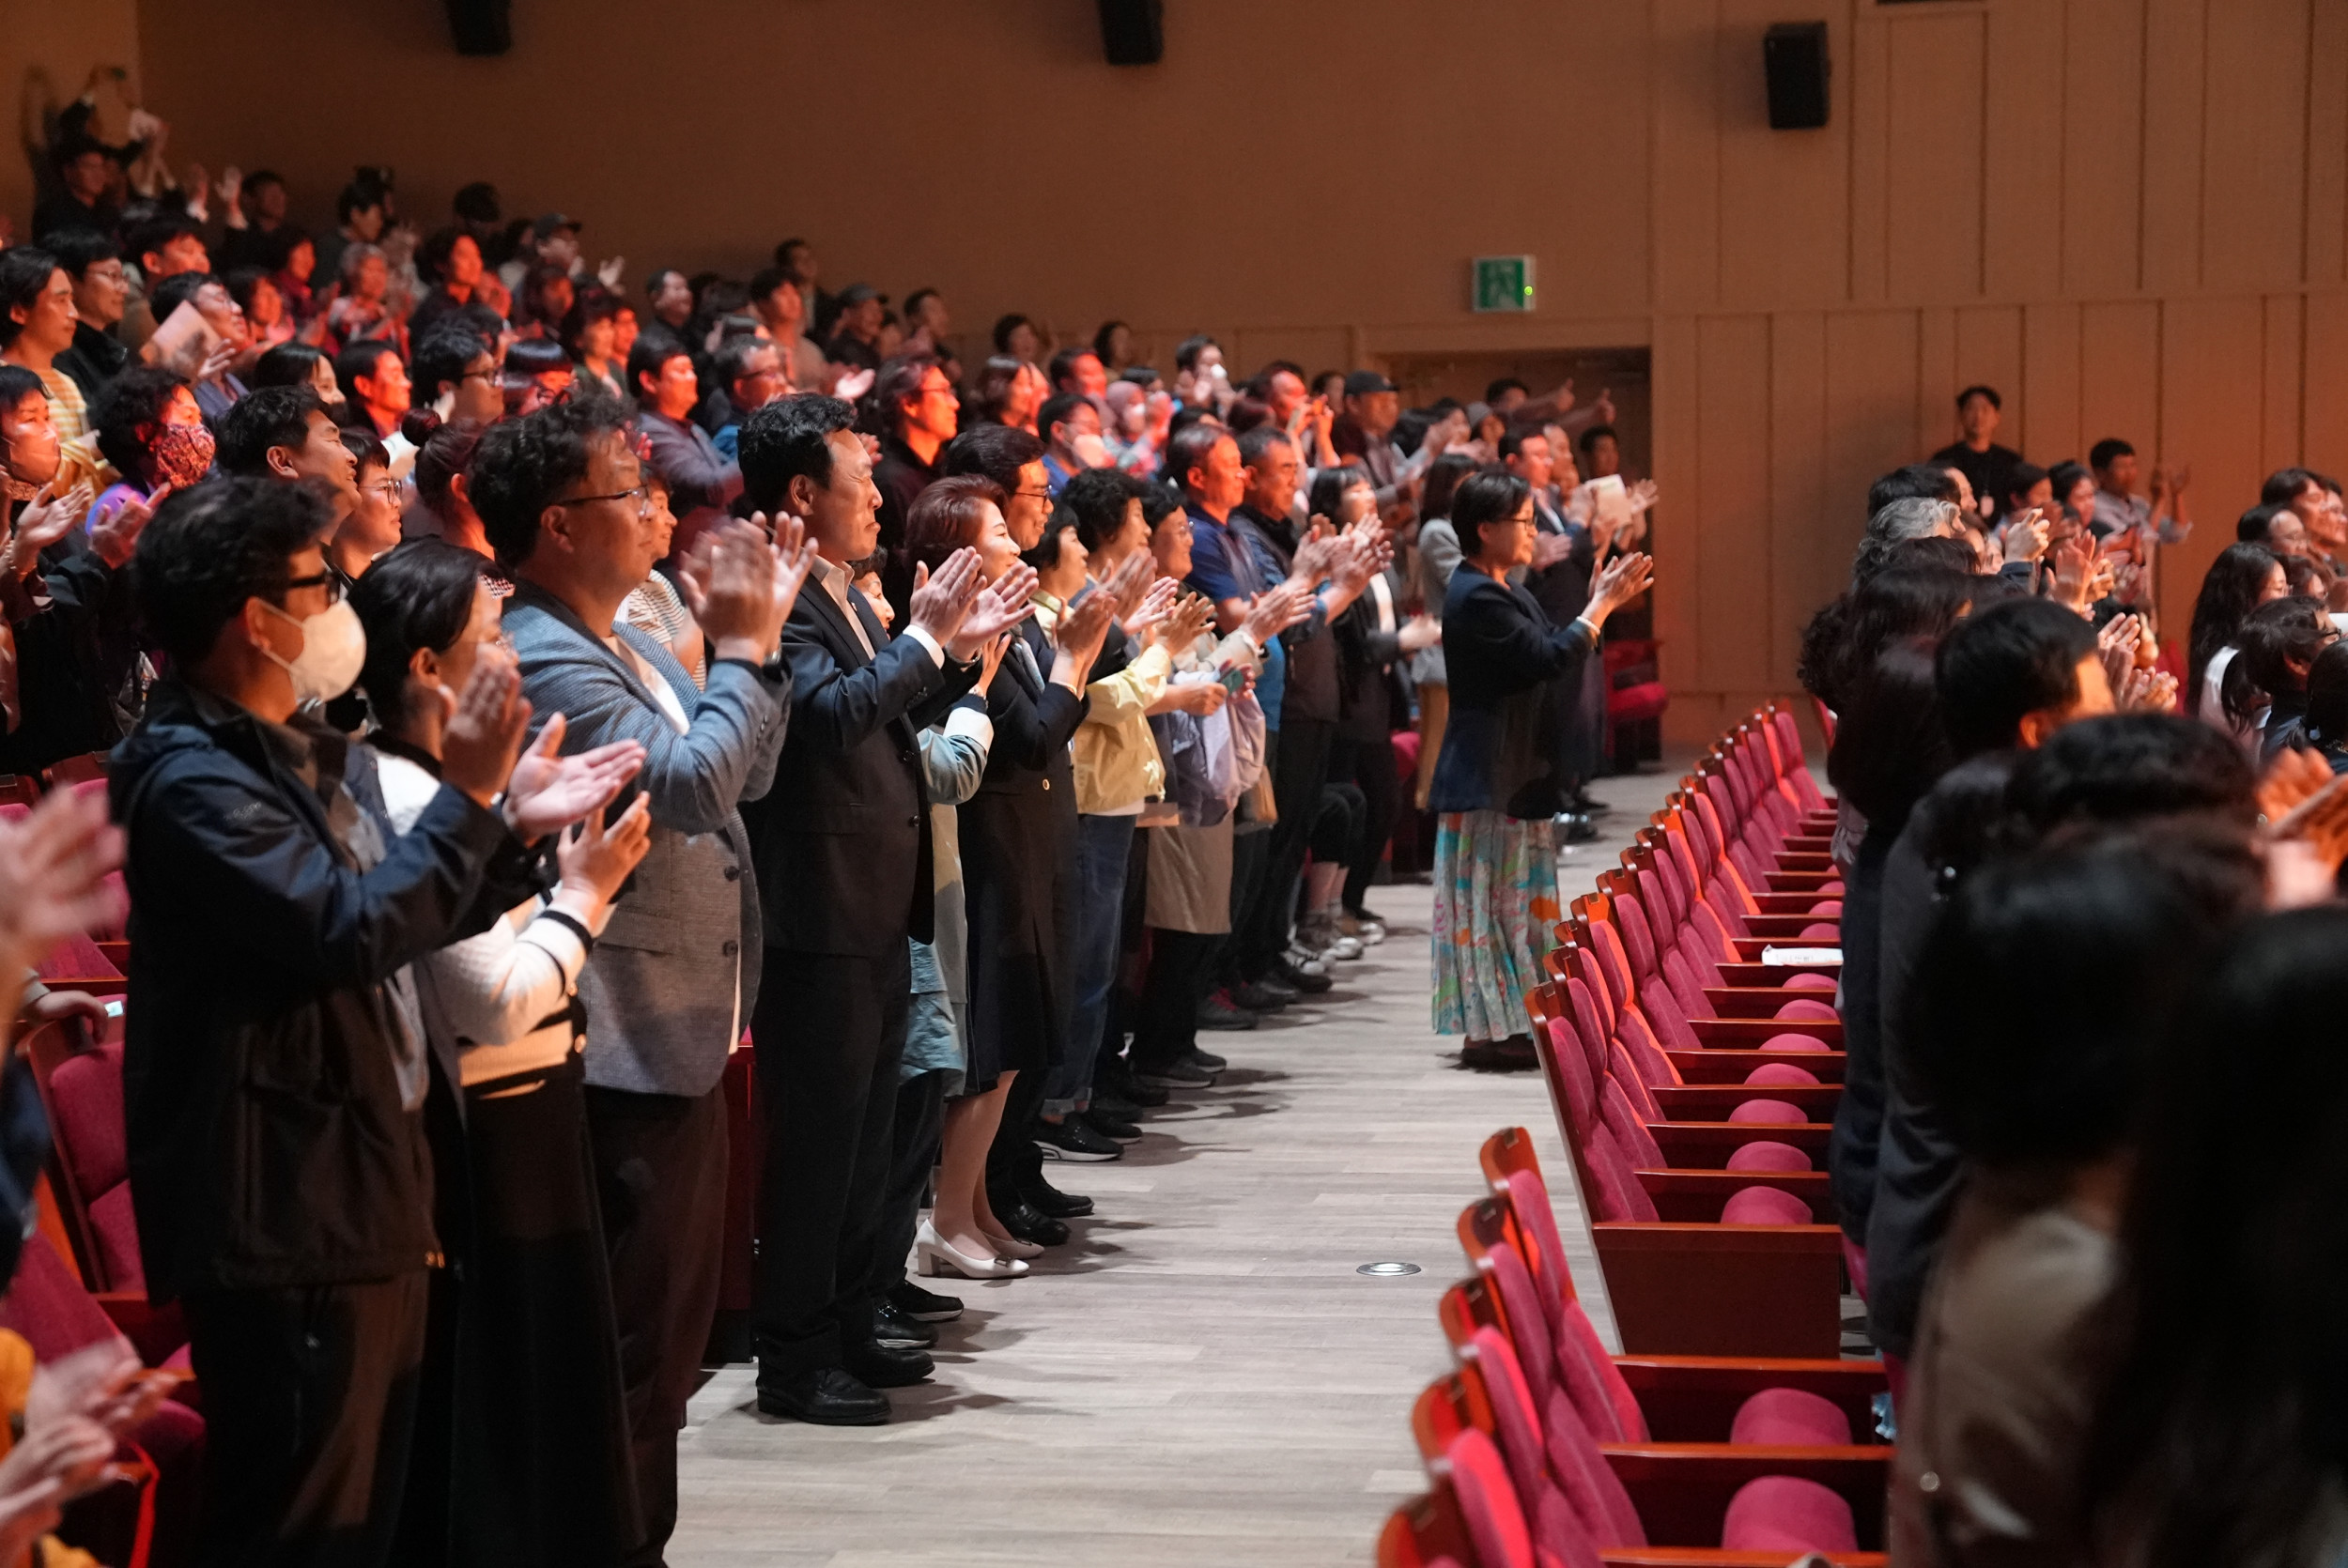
top-left (470, 396), bottom-right (809, 1568)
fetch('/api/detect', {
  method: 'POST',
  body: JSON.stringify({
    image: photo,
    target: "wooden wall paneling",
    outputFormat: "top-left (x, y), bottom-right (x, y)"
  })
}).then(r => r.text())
top-left (2155, 296), bottom-right (2268, 635)
top-left (1652, 0), bottom-right (1724, 315)
top-left (2139, 0), bottom-right (2208, 294)
top-left (1983, 0), bottom-right (2067, 301)
top-left (1767, 313), bottom-right (1831, 684)
top-left (1650, 314), bottom-right (1703, 692)
top-left (2062, 0), bottom-right (2149, 298)
top-left (2078, 301), bottom-right (2164, 460)
top-left (1692, 315), bottom-right (1775, 692)
top-left (2023, 302), bottom-right (2085, 465)
top-left (1230, 329), bottom-right (1354, 384)
top-left (1916, 307), bottom-right (1958, 453)
top-left (1954, 307), bottom-right (2026, 438)
top-left (1847, 8), bottom-right (1892, 305)
top-left (2303, 293), bottom-right (2348, 477)
top-left (1884, 9), bottom-right (1987, 303)
top-left (2311, 0), bottom-right (2348, 285)
top-left (2200, 0), bottom-right (2311, 292)
top-left (1552, 4), bottom-right (1659, 315)
top-left (1714, 0), bottom-right (1850, 312)
top-left (2262, 294), bottom-right (2307, 477)
top-left (1823, 311), bottom-right (1925, 550)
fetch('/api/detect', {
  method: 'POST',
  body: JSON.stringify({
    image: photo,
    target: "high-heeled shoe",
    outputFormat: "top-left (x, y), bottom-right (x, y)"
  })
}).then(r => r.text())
top-left (916, 1220), bottom-right (1027, 1279)
top-left (980, 1226), bottom-right (1044, 1260)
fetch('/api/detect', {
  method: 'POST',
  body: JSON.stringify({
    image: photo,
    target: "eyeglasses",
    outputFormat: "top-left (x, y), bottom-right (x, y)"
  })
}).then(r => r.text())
top-left (460, 366), bottom-right (499, 385)
top-left (560, 484), bottom-right (652, 514)
top-left (285, 570), bottom-right (346, 604)
top-left (1013, 488), bottom-right (1053, 504)
top-left (362, 478), bottom-right (403, 503)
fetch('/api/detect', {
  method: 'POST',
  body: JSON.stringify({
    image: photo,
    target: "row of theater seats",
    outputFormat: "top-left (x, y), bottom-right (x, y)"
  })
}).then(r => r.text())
top-left (2, 753), bottom-right (202, 1564)
top-left (1380, 706), bottom-right (1891, 1567)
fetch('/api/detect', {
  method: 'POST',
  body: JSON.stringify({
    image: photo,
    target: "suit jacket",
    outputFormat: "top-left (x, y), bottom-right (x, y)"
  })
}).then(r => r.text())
top-left (503, 583), bottom-right (789, 1098)
top-left (640, 408), bottom-right (745, 561)
top-left (1427, 568), bottom-right (1597, 818)
top-left (744, 570), bottom-right (979, 959)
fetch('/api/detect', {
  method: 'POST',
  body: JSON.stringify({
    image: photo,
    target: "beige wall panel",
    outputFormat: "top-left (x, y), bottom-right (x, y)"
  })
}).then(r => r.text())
top-left (1768, 312), bottom-right (1831, 680)
top-left (1693, 315), bottom-right (1774, 691)
top-left (1716, 0), bottom-right (1849, 312)
top-left (2306, 293), bottom-right (2348, 478)
top-left (2155, 296), bottom-right (2267, 633)
top-left (1985, 0), bottom-right (2067, 301)
top-left (2262, 294), bottom-right (2306, 477)
top-left (2024, 302), bottom-right (2085, 464)
top-left (1653, 0), bottom-right (1724, 315)
top-left (2140, 0), bottom-right (2207, 294)
top-left (2062, 0), bottom-right (2149, 296)
top-left (1885, 10), bottom-right (1986, 303)
top-left (1824, 310), bottom-right (1923, 549)
top-left (2201, 0), bottom-right (2310, 292)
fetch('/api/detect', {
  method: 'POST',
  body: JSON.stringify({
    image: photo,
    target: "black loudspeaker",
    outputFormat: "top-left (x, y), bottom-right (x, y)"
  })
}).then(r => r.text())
top-left (1098, 0), bottom-right (1164, 65)
top-left (445, 0), bottom-right (512, 55)
top-left (1762, 22), bottom-right (1830, 129)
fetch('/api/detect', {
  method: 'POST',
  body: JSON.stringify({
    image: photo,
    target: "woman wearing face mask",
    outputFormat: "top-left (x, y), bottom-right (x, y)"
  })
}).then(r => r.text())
top-left (89, 366), bottom-right (213, 534)
top-left (351, 541), bottom-right (653, 1567)
top-left (0, 364), bottom-right (166, 774)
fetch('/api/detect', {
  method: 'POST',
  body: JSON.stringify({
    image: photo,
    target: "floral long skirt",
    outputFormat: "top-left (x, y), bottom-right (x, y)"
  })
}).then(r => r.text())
top-left (1430, 810), bottom-right (1560, 1040)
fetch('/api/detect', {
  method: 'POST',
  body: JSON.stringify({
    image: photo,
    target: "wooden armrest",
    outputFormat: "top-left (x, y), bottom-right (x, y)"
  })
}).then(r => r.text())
top-left (1633, 1168), bottom-right (1831, 1223)
top-left (92, 942), bottom-right (130, 971)
top-left (1614, 1356), bottom-right (1888, 1443)
top-left (1664, 1048), bottom-right (1846, 1084)
top-left (1773, 853), bottom-right (1833, 873)
top-left (1765, 871), bottom-right (1839, 893)
top-left (1649, 1122), bottom-right (1831, 1164)
top-left (1715, 961), bottom-right (1838, 988)
top-left (1690, 1018), bottom-right (1844, 1048)
top-left (1731, 937), bottom-right (1844, 962)
top-left (1703, 987), bottom-right (1838, 1020)
top-left (37, 976), bottom-right (125, 998)
top-left (1591, 1222), bottom-right (1845, 1357)
top-left (1603, 1445), bottom-right (1890, 1551)
top-left (1650, 1084), bottom-right (1842, 1120)
top-left (1752, 893), bottom-right (1838, 915)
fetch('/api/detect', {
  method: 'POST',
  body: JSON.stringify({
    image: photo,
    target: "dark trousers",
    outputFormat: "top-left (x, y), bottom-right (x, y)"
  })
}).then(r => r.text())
top-left (750, 945), bottom-right (910, 1377)
top-left (984, 1061), bottom-right (1049, 1204)
top-left (1134, 929), bottom-right (1219, 1070)
top-left (1237, 717), bottom-right (1336, 977)
top-left (1330, 731), bottom-right (1400, 913)
top-left (875, 1069), bottom-right (948, 1299)
top-left (1218, 828), bottom-right (1271, 987)
top-left (582, 1082), bottom-right (729, 1568)
top-left (184, 1270), bottom-right (431, 1568)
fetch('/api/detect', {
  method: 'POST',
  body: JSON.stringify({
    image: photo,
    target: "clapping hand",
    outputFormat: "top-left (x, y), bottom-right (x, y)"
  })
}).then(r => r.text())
top-left (2004, 506), bottom-right (2051, 565)
top-left (677, 518), bottom-right (790, 664)
top-left (1051, 583), bottom-right (1118, 664)
top-left (8, 482), bottom-right (94, 576)
top-left (2119, 666), bottom-right (2178, 715)
top-left (556, 792), bottom-right (652, 904)
top-left (1122, 574), bottom-right (1182, 641)
top-left (440, 647), bottom-right (533, 811)
top-left (1589, 550), bottom-right (1655, 618)
top-left (502, 715), bottom-right (648, 843)
top-left (89, 484), bottom-right (169, 570)
top-left (1151, 591), bottom-right (1215, 652)
top-left (1530, 530), bottom-right (1575, 570)
top-left (2097, 612), bottom-right (2142, 690)
top-left (2259, 746), bottom-right (2348, 899)
top-left (1241, 578), bottom-right (1313, 644)
top-left (0, 787), bottom-right (126, 984)
top-left (1105, 549), bottom-right (1154, 621)
top-left (951, 562), bottom-right (1039, 661)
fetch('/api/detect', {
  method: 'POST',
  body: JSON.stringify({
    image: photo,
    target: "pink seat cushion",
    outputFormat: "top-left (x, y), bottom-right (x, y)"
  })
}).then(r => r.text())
top-left (1721, 1185), bottom-right (1815, 1224)
top-left (1726, 1099), bottom-right (1805, 1125)
top-left (1728, 1386), bottom-right (1853, 1446)
top-left (1808, 899), bottom-right (1844, 916)
top-left (1725, 1139), bottom-right (1813, 1173)
top-left (1502, 1170), bottom-right (1573, 1325)
top-left (1446, 1428), bottom-right (1537, 1568)
top-left (1763, 1032), bottom-right (1831, 1053)
top-left (0, 1234), bottom-right (122, 1361)
top-left (1783, 973), bottom-right (1836, 992)
top-left (1484, 1244), bottom-right (1557, 1399)
top-left (1774, 998), bottom-right (1839, 1022)
top-left (1472, 1327), bottom-right (1556, 1516)
top-left (1541, 1393), bottom-right (1647, 1547)
top-left (1583, 1126), bottom-right (1660, 1222)
top-left (1543, 1018), bottom-right (1597, 1135)
top-left (1600, 1075), bottom-right (1666, 1170)
top-left (1798, 922), bottom-right (1840, 940)
top-left (1719, 1475), bottom-right (1859, 1554)
top-left (1819, 880), bottom-right (1845, 896)
top-left (1552, 1298), bottom-right (1649, 1445)
top-left (1743, 1062), bottom-right (1819, 1087)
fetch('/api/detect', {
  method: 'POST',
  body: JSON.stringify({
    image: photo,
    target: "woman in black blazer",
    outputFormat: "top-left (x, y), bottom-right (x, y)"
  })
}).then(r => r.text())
top-left (904, 476), bottom-right (1113, 1272)
top-left (1426, 469), bottom-right (1652, 1071)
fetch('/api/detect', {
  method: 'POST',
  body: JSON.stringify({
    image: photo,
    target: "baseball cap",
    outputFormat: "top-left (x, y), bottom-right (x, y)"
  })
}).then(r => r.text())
top-left (838, 284), bottom-right (888, 306)
top-left (533, 212), bottom-right (580, 240)
top-left (1343, 370), bottom-right (1398, 396)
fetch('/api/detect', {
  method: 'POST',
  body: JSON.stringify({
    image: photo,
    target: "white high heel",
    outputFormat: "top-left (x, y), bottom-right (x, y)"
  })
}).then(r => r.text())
top-left (917, 1220), bottom-right (1027, 1279)
top-left (980, 1227), bottom-right (1045, 1260)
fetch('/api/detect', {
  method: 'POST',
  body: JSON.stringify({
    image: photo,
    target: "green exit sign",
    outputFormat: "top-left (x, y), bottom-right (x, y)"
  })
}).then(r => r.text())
top-left (1473, 255), bottom-right (1536, 313)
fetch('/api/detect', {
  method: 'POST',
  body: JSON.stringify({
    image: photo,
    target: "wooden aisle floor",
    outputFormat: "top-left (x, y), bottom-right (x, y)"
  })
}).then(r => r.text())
top-left (671, 761), bottom-right (1688, 1567)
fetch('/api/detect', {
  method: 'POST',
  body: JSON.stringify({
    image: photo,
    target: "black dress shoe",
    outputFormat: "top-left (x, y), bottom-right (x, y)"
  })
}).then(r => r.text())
top-left (1183, 1045), bottom-right (1228, 1073)
top-left (843, 1339), bottom-right (935, 1388)
top-left (873, 1301), bottom-right (937, 1348)
top-left (1099, 1056), bottom-right (1169, 1107)
top-left (1230, 978), bottom-right (1290, 1011)
top-left (1091, 1088), bottom-right (1145, 1118)
top-left (1086, 1107), bottom-right (1142, 1143)
top-left (757, 1367), bottom-right (890, 1425)
top-left (1273, 957), bottom-right (1335, 993)
top-left (1020, 1179), bottom-right (1095, 1219)
top-left (888, 1281), bottom-right (964, 1322)
top-left (992, 1200), bottom-right (1071, 1246)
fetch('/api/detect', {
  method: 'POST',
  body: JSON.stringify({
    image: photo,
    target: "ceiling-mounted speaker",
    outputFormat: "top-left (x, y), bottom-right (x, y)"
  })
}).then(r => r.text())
top-left (1763, 22), bottom-right (1830, 129)
top-left (1098, 0), bottom-right (1164, 65)
top-left (445, 0), bottom-right (512, 55)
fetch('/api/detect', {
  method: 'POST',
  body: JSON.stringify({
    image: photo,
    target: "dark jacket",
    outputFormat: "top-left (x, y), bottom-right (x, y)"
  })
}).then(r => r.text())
top-left (54, 321), bottom-right (131, 408)
top-left (744, 570), bottom-right (978, 958)
top-left (2, 534), bottom-right (141, 776)
top-left (1333, 567), bottom-right (1411, 742)
top-left (639, 408), bottom-right (744, 561)
top-left (1235, 504), bottom-right (1341, 726)
top-left (112, 679), bottom-right (542, 1299)
top-left (872, 436), bottom-right (936, 555)
top-left (1826, 820), bottom-right (1898, 1242)
top-left (1428, 567), bottom-right (1598, 818)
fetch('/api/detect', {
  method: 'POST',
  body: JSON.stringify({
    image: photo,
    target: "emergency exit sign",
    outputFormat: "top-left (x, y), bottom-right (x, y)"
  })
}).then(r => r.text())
top-left (1473, 255), bottom-right (1535, 312)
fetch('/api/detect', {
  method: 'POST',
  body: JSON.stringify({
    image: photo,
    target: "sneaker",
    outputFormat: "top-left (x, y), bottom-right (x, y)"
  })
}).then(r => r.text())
top-left (888, 1280), bottom-right (965, 1323)
top-left (1230, 978), bottom-right (1290, 1012)
top-left (1282, 944), bottom-right (1333, 977)
top-left (1098, 1058), bottom-right (1168, 1107)
top-left (1035, 1116), bottom-right (1123, 1161)
top-left (1182, 1045), bottom-right (1228, 1074)
top-left (1092, 1089), bottom-right (1145, 1119)
top-left (1135, 1057), bottom-right (1214, 1088)
top-left (1323, 932), bottom-right (1366, 961)
top-left (1021, 1179), bottom-right (1095, 1218)
top-left (1086, 1108), bottom-right (1143, 1144)
top-left (873, 1300), bottom-right (938, 1348)
top-left (1273, 956), bottom-right (1335, 994)
top-left (1197, 990), bottom-right (1260, 1031)
top-left (1559, 812), bottom-right (1600, 845)
top-left (1339, 912), bottom-right (1387, 945)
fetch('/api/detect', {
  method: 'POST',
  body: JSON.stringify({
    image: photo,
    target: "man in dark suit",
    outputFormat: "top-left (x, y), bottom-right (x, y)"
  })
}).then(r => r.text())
top-left (1504, 423), bottom-right (1609, 827)
top-left (736, 393), bottom-right (1031, 1424)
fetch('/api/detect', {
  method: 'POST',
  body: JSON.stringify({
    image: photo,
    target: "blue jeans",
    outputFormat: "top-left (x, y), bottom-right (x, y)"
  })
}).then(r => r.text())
top-left (1046, 813), bottom-right (1137, 1115)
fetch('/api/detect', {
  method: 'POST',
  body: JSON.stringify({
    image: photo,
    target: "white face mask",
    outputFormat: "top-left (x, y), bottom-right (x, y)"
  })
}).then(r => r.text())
top-left (259, 596), bottom-right (367, 703)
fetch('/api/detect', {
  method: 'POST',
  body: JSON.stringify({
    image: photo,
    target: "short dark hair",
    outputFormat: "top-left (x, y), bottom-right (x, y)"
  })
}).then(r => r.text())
top-left (713, 333), bottom-right (774, 392)
top-left (351, 541), bottom-right (491, 730)
top-left (41, 230), bottom-right (118, 282)
top-left (333, 341), bottom-right (401, 404)
top-left (2006, 715), bottom-right (2258, 844)
top-left (626, 331), bottom-right (692, 400)
top-left (335, 174), bottom-right (389, 224)
top-left (2004, 462), bottom-right (2050, 504)
top-left (1053, 466), bottom-right (1144, 554)
top-left (133, 476), bottom-right (328, 665)
top-left (1038, 392), bottom-right (1089, 447)
top-left (0, 366), bottom-right (41, 419)
top-left (737, 392), bottom-right (856, 514)
top-left (904, 474), bottom-right (1008, 578)
top-left (1174, 334), bottom-right (1217, 374)
top-left (940, 422), bottom-right (1044, 493)
top-left (861, 353), bottom-right (938, 439)
top-left (127, 214), bottom-right (202, 269)
top-left (147, 270), bottom-right (219, 329)
top-left (1306, 465), bottom-right (1373, 523)
top-left (2262, 467), bottom-right (2321, 508)
top-left (1235, 424), bottom-right (1291, 471)
top-left (559, 288), bottom-right (621, 360)
top-left (2089, 438), bottom-right (2134, 472)
top-left (1047, 346), bottom-right (1097, 390)
top-left (213, 385), bottom-right (327, 477)
top-left (1576, 423), bottom-right (1617, 457)
top-left (990, 314), bottom-right (1033, 354)
top-left (1163, 422), bottom-right (1228, 496)
top-left (1453, 469), bottom-right (1533, 558)
top-left (903, 287), bottom-right (941, 322)
top-left (252, 342), bottom-right (328, 392)
top-left (1934, 596), bottom-right (2100, 758)
top-left (1869, 463), bottom-right (1962, 517)
top-left (2048, 460), bottom-right (2093, 505)
top-left (2227, 594), bottom-right (2330, 723)
top-left (2237, 502), bottom-right (2291, 545)
top-left (1955, 383), bottom-right (2002, 411)
top-left (1485, 377), bottom-right (1531, 404)
top-left (411, 324), bottom-right (492, 405)
top-left (747, 265), bottom-right (793, 309)
top-left (465, 394), bottom-right (635, 568)
top-left (91, 365), bottom-right (191, 480)
top-left (0, 249), bottom-right (60, 349)
top-left (1496, 423), bottom-right (1549, 464)
top-left (340, 423), bottom-right (388, 476)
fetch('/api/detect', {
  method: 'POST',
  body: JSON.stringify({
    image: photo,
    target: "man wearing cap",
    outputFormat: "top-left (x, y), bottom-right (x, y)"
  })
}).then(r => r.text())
top-left (500, 211), bottom-right (617, 295)
top-left (1334, 371), bottom-right (1406, 513)
top-left (823, 285), bottom-right (888, 375)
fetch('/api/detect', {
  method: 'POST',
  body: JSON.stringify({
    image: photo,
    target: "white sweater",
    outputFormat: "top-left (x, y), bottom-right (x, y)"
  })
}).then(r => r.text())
top-left (376, 751), bottom-right (613, 1088)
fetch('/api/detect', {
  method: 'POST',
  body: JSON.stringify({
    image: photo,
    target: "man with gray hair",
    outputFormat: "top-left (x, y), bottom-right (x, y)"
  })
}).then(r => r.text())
top-left (1852, 496), bottom-right (1966, 583)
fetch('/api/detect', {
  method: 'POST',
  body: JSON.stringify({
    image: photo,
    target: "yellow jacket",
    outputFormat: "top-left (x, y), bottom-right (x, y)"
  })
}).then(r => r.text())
top-left (1036, 592), bottom-right (1171, 815)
